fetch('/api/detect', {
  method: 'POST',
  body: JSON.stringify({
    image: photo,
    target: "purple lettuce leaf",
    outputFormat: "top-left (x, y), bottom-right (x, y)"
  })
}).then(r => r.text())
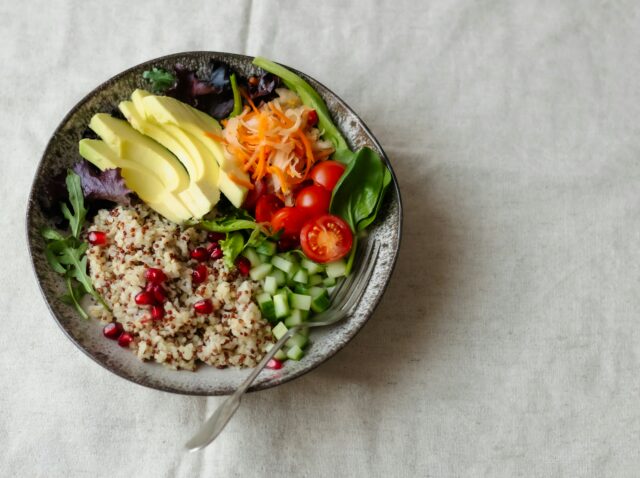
top-left (73, 162), bottom-right (133, 205)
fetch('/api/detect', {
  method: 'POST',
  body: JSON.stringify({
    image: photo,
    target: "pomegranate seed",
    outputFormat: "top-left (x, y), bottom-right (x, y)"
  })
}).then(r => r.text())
top-left (207, 232), bottom-right (225, 242)
top-left (117, 332), bottom-right (134, 347)
top-left (209, 246), bottom-right (223, 261)
top-left (307, 110), bottom-right (318, 127)
top-left (235, 256), bottom-right (251, 276)
top-left (145, 267), bottom-right (166, 284)
top-left (151, 304), bottom-right (165, 321)
top-left (192, 264), bottom-right (208, 284)
top-left (194, 299), bottom-right (213, 314)
top-left (88, 231), bottom-right (107, 246)
top-left (190, 247), bottom-right (209, 262)
top-left (145, 282), bottom-right (155, 292)
top-left (266, 358), bottom-right (283, 370)
top-left (134, 291), bottom-right (154, 306)
top-left (151, 284), bottom-right (166, 303)
top-left (103, 322), bottom-right (123, 340)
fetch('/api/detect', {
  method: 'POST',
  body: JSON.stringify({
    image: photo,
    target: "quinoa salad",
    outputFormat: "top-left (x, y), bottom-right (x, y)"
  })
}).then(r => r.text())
top-left (86, 204), bottom-right (273, 370)
top-left (42, 57), bottom-right (390, 371)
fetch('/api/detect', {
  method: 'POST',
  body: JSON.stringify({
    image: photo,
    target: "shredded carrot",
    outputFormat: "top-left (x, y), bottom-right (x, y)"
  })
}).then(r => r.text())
top-left (204, 131), bottom-right (225, 142)
top-left (221, 93), bottom-right (334, 197)
top-left (228, 172), bottom-right (254, 190)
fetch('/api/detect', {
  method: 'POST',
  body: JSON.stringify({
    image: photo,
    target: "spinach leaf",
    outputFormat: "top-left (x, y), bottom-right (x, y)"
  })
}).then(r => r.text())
top-left (356, 166), bottom-right (392, 231)
top-left (253, 57), bottom-right (353, 164)
top-left (220, 232), bottom-right (245, 269)
top-left (330, 147), bottom-right (385, 232)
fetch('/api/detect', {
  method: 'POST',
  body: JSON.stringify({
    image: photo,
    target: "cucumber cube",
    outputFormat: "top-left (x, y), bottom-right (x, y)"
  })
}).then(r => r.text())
top-left (273, 293), bottom-right (290, 319)
top-left (250, 263), bottom-right (273, 281)
top-left (325, 259), bottom-right (347, 278)
top-left (311, 290), bottom-right (331, 313)
top-left (265, 342), bottom-right (287, 361)
top-left (259, 253), bottom-right (271, 264)
top-left (293, 284), bottom-right (310, 295)
top-left (256, 240), bottom-right (277, 256)
top-left (263, 276), bottom-right (278, 295)
top-left (301, 258), bottom-right (324, 274)
top-left (322, 276), bottom-right (337, 287)
top-left (292, 269), bottom-right (308, 284)
top-left (284, 309), bottom-right (305, 327)
top-left (271, 269), bottom-right (286, 286)
top-left (286, 332), bottom-right (309, 349)
top-left (272, 321), bottom-right (288, 340)
top-left (242, 248), bottom-right (261, 267)
top-left (286, 344), bottom-right (304, 361)
top-left (289, 293), bottom-right (312, 311)
top-left (272, 255), bottom-right (295, 274)
top-left (257, 293), bottom-right (276, 321)
top-left (309, 274), bottom-right (323, 286)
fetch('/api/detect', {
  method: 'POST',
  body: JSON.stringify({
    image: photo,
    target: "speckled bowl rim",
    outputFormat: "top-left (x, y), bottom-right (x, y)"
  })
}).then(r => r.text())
top-left (26, 51), bottom-right (403, 395)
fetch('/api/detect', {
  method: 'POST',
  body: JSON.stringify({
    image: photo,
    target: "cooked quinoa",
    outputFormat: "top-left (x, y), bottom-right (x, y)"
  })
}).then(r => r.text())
top-left (86, 203), bottom-right (273, 371)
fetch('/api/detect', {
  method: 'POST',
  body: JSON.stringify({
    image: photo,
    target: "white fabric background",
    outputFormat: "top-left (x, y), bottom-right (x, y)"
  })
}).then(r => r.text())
top-left (2, 0), bottom-right (640, 476)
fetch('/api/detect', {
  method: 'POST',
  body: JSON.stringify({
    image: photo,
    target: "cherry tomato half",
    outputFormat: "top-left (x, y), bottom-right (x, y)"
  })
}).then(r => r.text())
top-left (309, 160), bottom-right (346, 191)
top-left (271, 207), bottom-right (308, 238)
top-left (255, 194), bottom-right (284, 223)
top-left (295, 185), bottom-right (331, 218)
top-left (300, 214), bottom-right (353, 263)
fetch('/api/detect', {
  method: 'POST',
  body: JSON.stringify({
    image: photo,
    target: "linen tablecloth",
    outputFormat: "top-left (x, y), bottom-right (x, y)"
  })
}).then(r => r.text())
top-left (3, 1), bottom-right (640, 476)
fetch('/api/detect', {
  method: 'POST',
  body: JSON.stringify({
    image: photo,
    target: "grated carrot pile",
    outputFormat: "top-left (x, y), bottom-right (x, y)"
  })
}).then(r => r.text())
top-left (220, 89), bottom-right (334, 196)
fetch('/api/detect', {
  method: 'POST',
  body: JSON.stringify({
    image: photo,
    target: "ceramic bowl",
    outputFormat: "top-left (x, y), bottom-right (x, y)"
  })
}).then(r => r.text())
top-left (26, 52), bottom-right (402, 395)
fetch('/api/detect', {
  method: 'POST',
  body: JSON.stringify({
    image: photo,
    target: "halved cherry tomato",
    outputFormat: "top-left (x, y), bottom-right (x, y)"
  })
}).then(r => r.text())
top-left (309, 160), bottom-right (346, 191)
top-left (255, 194), bottom-right (284, 223)
top-left (295, 185), bottom-right (331, 218)
top-left (271, 207), bottom-right (308, 238)
top-left (300, 214), bottom-right (353, 263)
top-left (241, 177), bottom-right (267, 212)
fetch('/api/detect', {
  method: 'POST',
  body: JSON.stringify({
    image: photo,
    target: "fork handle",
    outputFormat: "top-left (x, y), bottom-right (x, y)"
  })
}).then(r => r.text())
top-left (185, 327), bottom-right (300, 451)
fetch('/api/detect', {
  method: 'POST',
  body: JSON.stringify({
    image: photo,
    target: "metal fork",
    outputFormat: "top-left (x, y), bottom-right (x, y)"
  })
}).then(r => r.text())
top-left (185, 237), bottom-right (381, 451)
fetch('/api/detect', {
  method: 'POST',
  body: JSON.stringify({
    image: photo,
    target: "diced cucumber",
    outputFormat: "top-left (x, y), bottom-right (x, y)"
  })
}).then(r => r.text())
top-left (292, 268), bottom-right (308, 284)
top-left (293, 284), bottom-right (310, 295)
top-left (284, 309), bottom-right (305, 327)
top-left (272, 321), bottom-right (288, 340)
top-left (259, 253), bottom-right (271, 264)
top-left (242, 248), bottom-right (261, 267)
top-left (273, 292), bottom-right (290, 319)
top-left (286, 332), bottom-right (309, 349)
top-left (256, 240), bottom-right (277, 256)
top-left (308, 286), bottom-right (326, 298)
top-left (265, 342), bottom-right (287, 361)
top-left (299, 309), bottom-right (310, 321)
top-left (309, 274), bottom-right (323, 286)
top-left (263, 275), bottom-right (278, 295)
top-left (250, 263), bottom-right (273, 281)
top-left (286, 262), bottom-right (301, 279)
top-left (272, 255), bottom-right (295, 274)
top-left (289, 293), bottom-right (312, 311)
top-left (322, 276), bottom-right (337, 287)
top-left (286, 344), bottom-right (304, 361)
top-left (301, 258), bottom-right (324, 274)
top-left (257, 293), bottom-right (276, 321)
top-left (325, 259), bottom-right (347, 278)
top-left (327, 285), bottom-right (336, 295)
top-left (311, 289), bottom-right (331, 313)
top-left (271, 269), bottom-right (286, 287)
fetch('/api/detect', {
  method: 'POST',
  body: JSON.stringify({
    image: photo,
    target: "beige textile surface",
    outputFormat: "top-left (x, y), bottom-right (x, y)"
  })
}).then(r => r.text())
top-left (2, 1), bottom-right (640, 476)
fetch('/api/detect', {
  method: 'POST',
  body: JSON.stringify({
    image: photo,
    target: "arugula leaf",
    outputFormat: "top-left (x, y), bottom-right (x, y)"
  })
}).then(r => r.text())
top-left (252, 57), bottom-right (353, 164)
top-left (220, 232), bottom-right (245, 269)
top-left (62, 170), bottom-right (87, 239)
top-left (143, 67), bottom-right (176, 93)
top-left (41, 170), bottom-right (109, 318)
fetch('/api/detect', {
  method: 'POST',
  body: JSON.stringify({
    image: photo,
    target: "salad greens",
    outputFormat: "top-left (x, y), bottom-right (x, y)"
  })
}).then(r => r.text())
top-left (41, 170), bottom-right (108, 319)
top-left (229, 73), bottom-right (243, 118)
top-left (73, 161), bottom-right (132, 206)
top-left (252, 56), bottom-right (352, 164)
top-left (142, 67), bottom-right (176, 93)
top-left (220, 232), bottom-right (245, 268)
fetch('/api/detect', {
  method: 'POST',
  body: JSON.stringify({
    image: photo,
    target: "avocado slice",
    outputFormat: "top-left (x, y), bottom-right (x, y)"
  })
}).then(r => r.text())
top-left (119, 98), bottom-right (220, 218)
top-left (78, 139), bottom-right (193, 223)
top-left (88, 114), bottom-right (189, 194)
top-left (137, 91), bottom-right (249, 208)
